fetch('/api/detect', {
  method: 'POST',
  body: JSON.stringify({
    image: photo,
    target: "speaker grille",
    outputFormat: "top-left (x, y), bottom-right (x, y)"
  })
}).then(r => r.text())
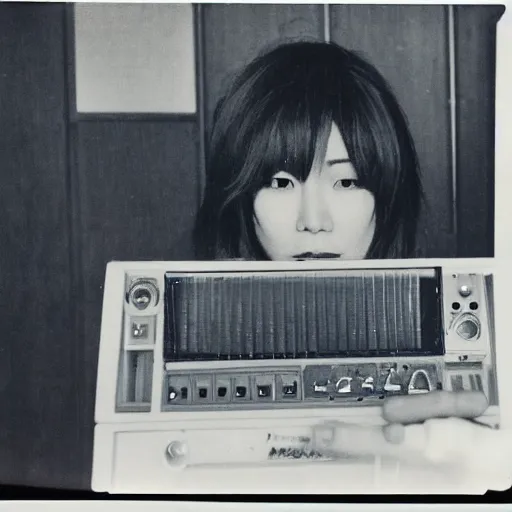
top-left (164, 269), bottom-right (442, 361)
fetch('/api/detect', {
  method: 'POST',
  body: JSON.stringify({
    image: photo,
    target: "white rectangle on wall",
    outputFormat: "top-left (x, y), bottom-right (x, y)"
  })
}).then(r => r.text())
top-left (74, 3), bottom-right (196, 114)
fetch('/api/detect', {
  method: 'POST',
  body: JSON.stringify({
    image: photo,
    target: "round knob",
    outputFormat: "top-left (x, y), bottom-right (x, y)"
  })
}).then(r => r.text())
top-left (459, 284), bottom-right (472, 297)
top-left (128, 280), bottom-right (159, 310)
top-left (455, 314), bottom-right (480, 340)
top-left (165, 441), bottom-right (188, 466)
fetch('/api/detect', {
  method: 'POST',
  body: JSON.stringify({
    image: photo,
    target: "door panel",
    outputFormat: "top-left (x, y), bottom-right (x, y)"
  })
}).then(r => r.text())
top-left (454, 5), bottom-right (504, 257)
top-left (202, 4), bottom-right (324, 134)
top-left (330, 4), bottom-right (454, 257)
top-left (0, 3), bottom-right (79, 488)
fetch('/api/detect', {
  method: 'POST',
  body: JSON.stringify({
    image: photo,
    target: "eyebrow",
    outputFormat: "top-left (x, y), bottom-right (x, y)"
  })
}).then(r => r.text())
top-left (326, 158), bottom-right (351, 166)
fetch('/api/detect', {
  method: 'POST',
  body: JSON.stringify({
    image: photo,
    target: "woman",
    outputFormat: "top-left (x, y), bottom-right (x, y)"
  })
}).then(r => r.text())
top-left (193, 40), bottom-right (500, 480)
top-left (194, 41), bottom-right (422, 260)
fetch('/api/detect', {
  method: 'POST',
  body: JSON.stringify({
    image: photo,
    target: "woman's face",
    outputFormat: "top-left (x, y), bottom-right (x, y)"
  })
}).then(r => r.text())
top-left (253, 122), bottom-right (376, 260)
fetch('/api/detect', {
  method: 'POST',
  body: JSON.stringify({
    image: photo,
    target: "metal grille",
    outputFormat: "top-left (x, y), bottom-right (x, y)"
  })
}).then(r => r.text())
top-left (165, 269), bottom-right (437, 361)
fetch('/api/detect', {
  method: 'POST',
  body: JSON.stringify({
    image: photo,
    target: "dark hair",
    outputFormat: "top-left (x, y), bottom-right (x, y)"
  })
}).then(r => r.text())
top-left (194, 41), bottom-right (422, 260)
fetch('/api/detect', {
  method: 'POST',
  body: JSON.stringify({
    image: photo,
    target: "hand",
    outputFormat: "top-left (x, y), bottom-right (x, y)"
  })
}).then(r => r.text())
top-left (381, 388), bottom-right (488, 425)
top-left (311, 391), bottom-right (510, 485)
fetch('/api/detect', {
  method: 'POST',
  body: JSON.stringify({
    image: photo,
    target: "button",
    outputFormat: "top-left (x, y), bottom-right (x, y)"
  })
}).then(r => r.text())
top-left (283, 382), bottom-right (297, 396)
top-left (167, 375), bottom-right (191, 404)
top-left (235, 386), bottom-right (247, 398)
top-left (166, 441), bottom-right (188, 466)
top-left (131, 322), bottom-right (148, 339)
top-left (456, 318), bottom-right (479, 339)
top-left (169, 387), bottom-right (178, 401)
top-left (257, 385), bottom-right (272, 398)
top-left (128, 316), bottom-right (156, 346)
top-left (215, 377), bottom-right (231, 402)
top-left (459, 285), bottom-right (472, 297)
top-left (193, 375), bottom-right (213, 403)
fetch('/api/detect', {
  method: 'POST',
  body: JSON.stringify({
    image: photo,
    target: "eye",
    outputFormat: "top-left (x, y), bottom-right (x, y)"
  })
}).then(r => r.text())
top-left (333, 179), bottom-right (359, 190)
top-left (270, 177), bottom-right (294, 190)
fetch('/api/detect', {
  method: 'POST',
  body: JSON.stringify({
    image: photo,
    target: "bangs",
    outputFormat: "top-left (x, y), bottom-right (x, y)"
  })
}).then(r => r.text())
top-left (242, 87), bottom-right (333, 193)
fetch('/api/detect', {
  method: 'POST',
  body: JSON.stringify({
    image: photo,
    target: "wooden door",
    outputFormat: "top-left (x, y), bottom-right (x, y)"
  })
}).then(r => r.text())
top-left (200, 4), bottom-right (502, 258)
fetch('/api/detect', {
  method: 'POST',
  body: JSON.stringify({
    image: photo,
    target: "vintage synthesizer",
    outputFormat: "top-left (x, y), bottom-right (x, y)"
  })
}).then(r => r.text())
top-left (92, 260), bottom-right (500, 493)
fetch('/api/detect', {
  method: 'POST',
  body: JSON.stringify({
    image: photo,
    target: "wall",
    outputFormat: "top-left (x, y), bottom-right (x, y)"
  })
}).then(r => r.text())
top-left (0, 3), bottom-right (502, 490)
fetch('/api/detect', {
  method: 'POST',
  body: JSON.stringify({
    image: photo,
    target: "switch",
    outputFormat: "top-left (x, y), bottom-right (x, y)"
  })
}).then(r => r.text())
top-left (283, 382), bottom-right (297, 396)
top-left (131, 322), bottom-right (148, 339)
top-left (167, 375), bottom-right (191, 405)
top-left (214, 375), bottom-right (232, 403)
top-left (279, 373), bottom-right (301, 399)
top-left (257, 385), bottom-right (272, 398)
top-left (253, 374), bottom-right (275, 400)
top-left (127, 315), bottom-right (155, 346)
top-left (235, 386), bottom-right (247, 398)
top-left (232, 375), bottom-right (251, 401)
top-left (193, 375), bottom-right (213, 403)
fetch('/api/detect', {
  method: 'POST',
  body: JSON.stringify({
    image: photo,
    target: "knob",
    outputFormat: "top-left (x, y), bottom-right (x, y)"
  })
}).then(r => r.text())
top-left (128, 280), bottom-right (159, 310)
top-left (165, 440), bottom-right (188, 466)
top-left (455, 314), bottom-right (480, 340)
top-left (459, 284), bottom-right (472, 297)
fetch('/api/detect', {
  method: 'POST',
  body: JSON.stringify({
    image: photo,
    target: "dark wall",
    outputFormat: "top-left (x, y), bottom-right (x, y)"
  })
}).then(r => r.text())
top-left (0, 3), bottom-right (77, 488)
top-left (0, 3), bottom-right (200, 490)
top-left (0, 3), bottom-right (502, 490)
top-left (455, 6), bottom-right (501, 259)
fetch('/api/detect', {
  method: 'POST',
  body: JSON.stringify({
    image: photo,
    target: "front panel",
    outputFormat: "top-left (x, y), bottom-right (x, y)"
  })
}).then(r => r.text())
top-left (93, 260), bottom-right (500, 493)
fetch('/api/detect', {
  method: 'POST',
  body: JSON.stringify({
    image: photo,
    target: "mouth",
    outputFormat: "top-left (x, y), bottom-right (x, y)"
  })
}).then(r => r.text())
top-left (293, 252), bottom-right (342, 260)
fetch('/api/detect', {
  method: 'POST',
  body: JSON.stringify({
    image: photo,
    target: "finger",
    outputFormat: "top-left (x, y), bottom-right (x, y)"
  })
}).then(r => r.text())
top-left (382, 391), bottom-right (488, 424)
top-left (382, 423), bottom-right (405, 445)
top-left (312, 418), bottom-right (499, 468)
top-left (311, 421), bottom-right (424, 460)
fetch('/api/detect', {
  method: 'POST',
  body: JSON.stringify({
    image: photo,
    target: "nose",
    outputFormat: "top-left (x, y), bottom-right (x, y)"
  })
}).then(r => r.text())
top-left (296, 180), bottom-right (333, 233)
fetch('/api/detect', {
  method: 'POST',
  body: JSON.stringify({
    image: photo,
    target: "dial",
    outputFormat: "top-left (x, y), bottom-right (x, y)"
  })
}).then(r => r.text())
top-left (455, 314), bottom-right (480, 340)
top-left (128, 279), bottom-right (159, 310)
